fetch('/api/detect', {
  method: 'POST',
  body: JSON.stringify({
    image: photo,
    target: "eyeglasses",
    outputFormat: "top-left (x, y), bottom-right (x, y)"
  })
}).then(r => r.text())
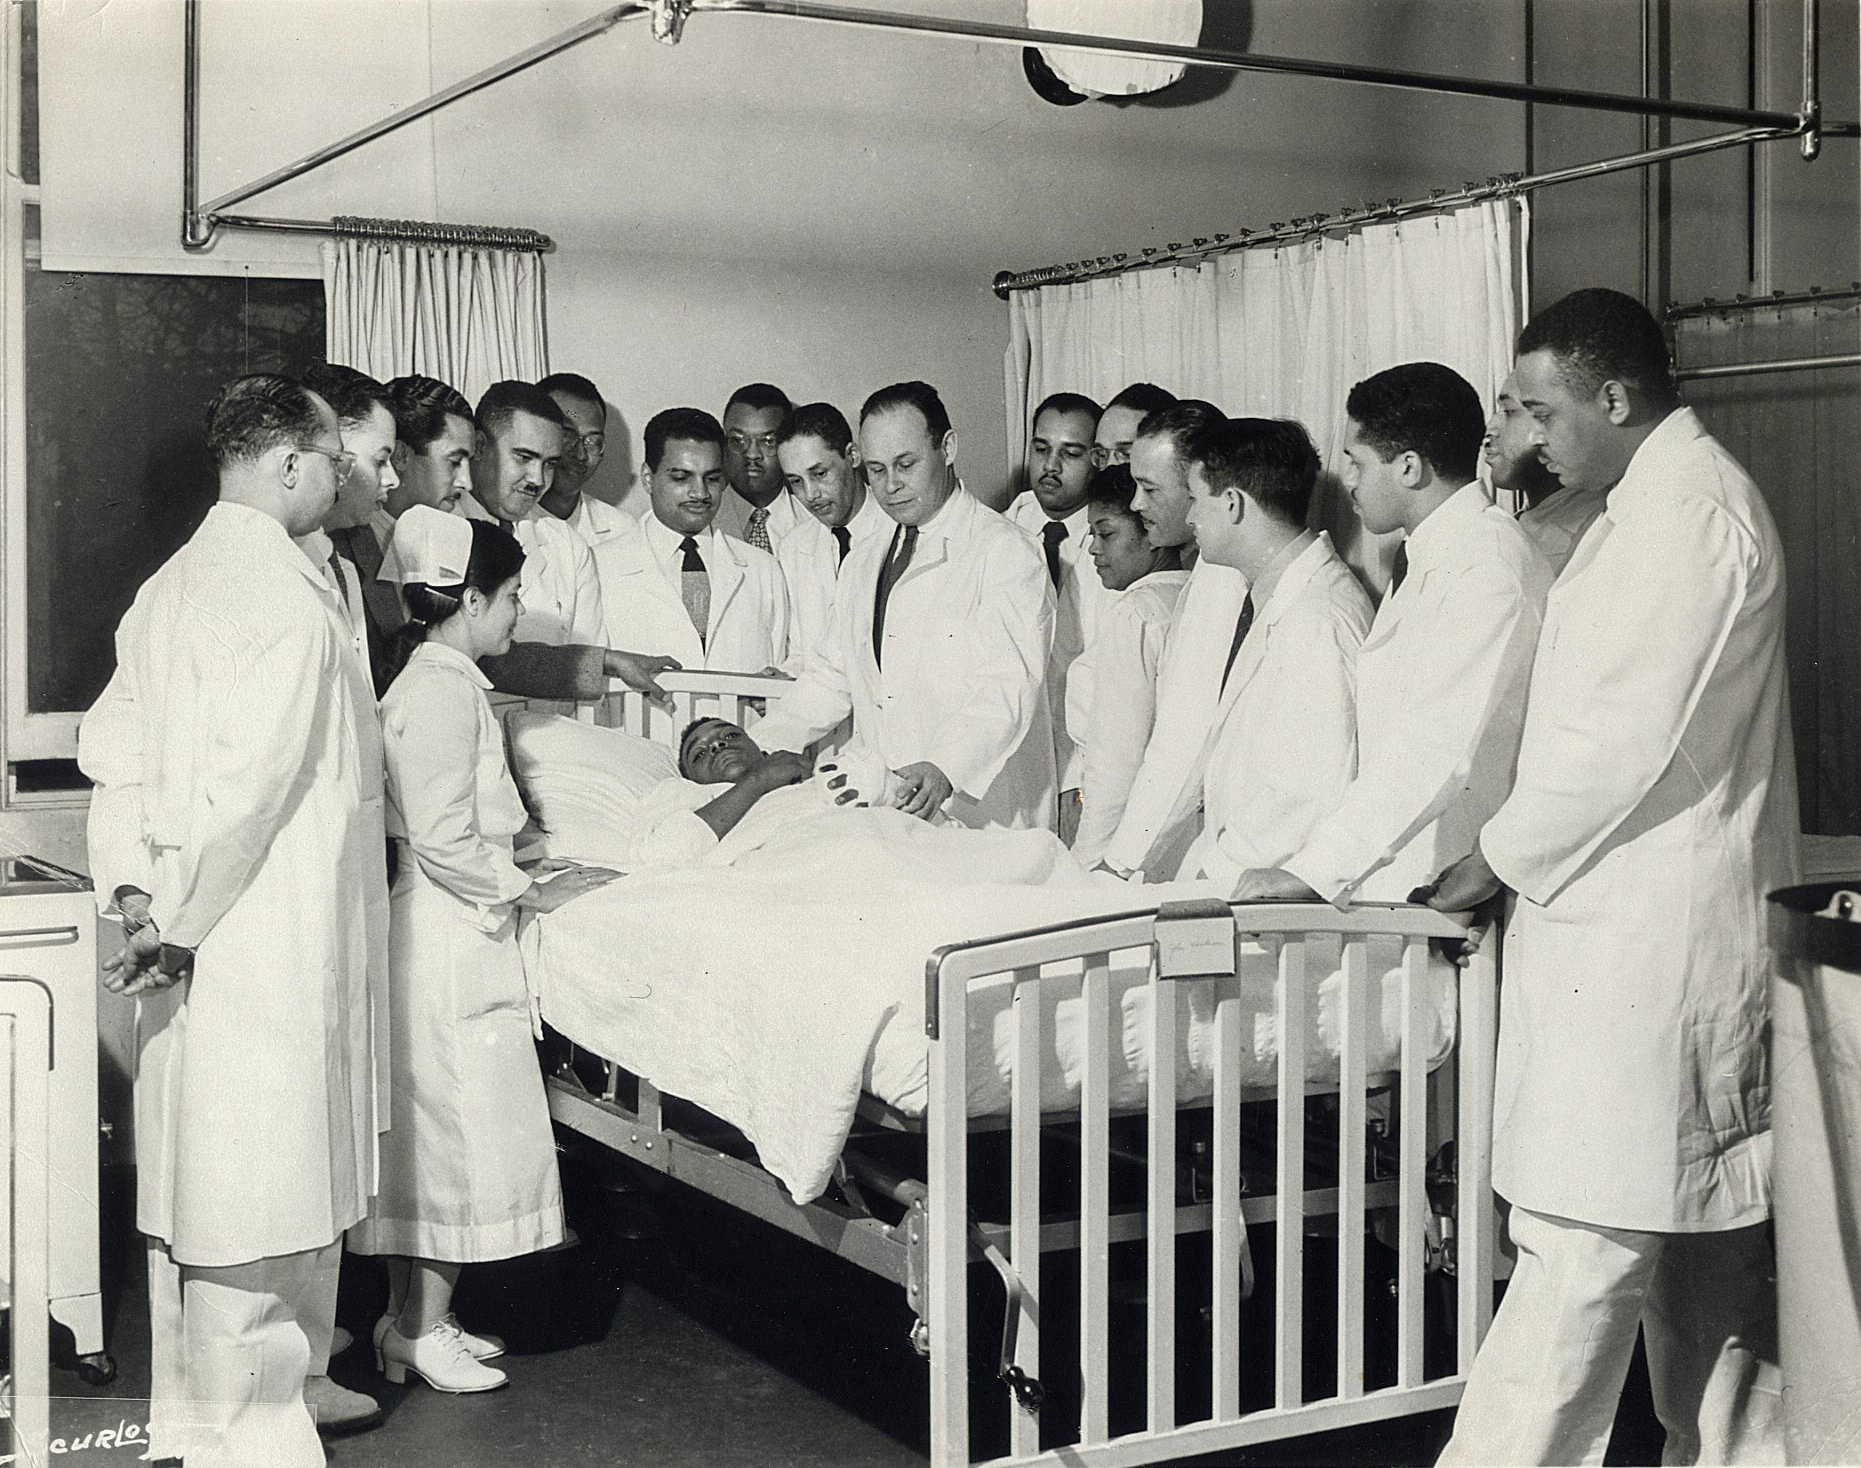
top-left (572, 432), bottom-right (606, 457)
top-left (295, 443), bottom-right (356, 483)
top-left (726, 432), bottom-right (780, 454)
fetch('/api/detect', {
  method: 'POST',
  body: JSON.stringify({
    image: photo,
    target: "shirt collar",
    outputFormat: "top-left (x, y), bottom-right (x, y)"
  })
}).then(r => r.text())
top-left (1605, 406), bottom-right (1702, 511)
top-left (408, 639), bottom-right (492, 689)
top-left (907, 480), bottom-right (967, 542)
top-left (1256, 532), bottom-right (1336, 625)
top-left (1402, 480), bottom-right (1493, 572)
top-left (209, 501), bottom-right (331, 593)
top-left (643, 511), bottom-right (716, 567)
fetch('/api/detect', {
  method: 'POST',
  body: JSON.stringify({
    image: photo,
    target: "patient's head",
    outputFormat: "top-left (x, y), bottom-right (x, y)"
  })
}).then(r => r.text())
top-left (679, 717), bottom-right (764, 784)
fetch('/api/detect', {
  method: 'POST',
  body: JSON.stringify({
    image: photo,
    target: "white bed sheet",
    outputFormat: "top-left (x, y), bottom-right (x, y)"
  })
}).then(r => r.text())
top-left (525, 812), bottom-right (1457, 1204)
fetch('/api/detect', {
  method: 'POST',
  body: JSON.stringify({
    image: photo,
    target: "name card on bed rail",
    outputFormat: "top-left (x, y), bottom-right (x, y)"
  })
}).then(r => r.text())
top-left (1153, 898), bottom-right (1238, 980)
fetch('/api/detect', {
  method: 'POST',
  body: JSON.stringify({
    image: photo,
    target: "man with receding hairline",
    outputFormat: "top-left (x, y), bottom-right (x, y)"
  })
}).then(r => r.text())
top-left (1095, 381), bottom-right (1176, 468)
top-left (79, 373), bottom-right (380, 1464)
top-left (752, 380), bottom-right (1057, 830)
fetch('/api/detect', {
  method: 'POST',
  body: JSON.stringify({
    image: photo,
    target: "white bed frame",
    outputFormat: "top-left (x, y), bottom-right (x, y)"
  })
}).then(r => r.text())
top-left (497, 670), bottom-right (1499, 1468)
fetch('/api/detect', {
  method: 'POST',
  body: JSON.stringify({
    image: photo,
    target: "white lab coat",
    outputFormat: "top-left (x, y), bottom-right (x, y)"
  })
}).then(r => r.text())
top-left (76, 501), bottom-right (379, 1266)
top-left (1008, 495), bottom-right (1111, 792)
top-left (602, 517), bottom-right (789, 672)
top-left (1518, 483), bottom-right (1610, 577)
top-left (1177, 535), bottom-right (1374, 888)
top-left (751, 486), bottom-right (1058, 831)
top-left (1102, 555), bottom-right (1250, 877)
top-left (777, 495), bottom-right (892, 677)
top-left (714, 484), bottom-right (806, 550)
top-left (1067, 569), bottom-right (1187, 867)
top-left (562, 494), bottom-right (649, 652)
top-left (349, 642), bottom-right (565, 1262)
top-left (460, 494), bottom-right (606, 647)
top-left (1480, 407), bottom-right (1800, 1233)
top-left (1288, 484), bottom-right (1552, 905)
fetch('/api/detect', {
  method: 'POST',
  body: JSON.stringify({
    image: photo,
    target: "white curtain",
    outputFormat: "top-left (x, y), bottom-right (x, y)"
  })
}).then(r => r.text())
top-left (319, 237), bottom-right (549, 404)
top-left (1005, 197), bottom-right (1530, 583)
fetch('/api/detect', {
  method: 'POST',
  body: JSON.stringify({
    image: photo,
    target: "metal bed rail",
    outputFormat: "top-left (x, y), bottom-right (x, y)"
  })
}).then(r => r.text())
top-left (924, 901), bottom-right (1497, 1468)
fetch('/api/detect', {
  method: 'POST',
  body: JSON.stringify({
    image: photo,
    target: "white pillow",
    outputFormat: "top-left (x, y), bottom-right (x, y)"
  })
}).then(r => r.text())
top-left (505, 712), bottom-right (678, 865)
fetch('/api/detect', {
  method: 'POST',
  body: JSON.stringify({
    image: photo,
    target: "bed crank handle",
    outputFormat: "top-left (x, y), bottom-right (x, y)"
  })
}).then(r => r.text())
top-left (967, 1214), bottom-right (1045, 1416)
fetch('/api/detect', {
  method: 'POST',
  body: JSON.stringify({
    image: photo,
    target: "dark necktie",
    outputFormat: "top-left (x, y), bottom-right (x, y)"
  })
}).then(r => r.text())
top-left (871, 524), bottom-right (919, 668)
top-left (1388, 541), bottom-right (1410, 595)
top-left (1220, 593), bottom-right (1255, 692)
top-left (679, 535), bottom-right (710, 645)
top-left (832, 524), bottom-right (852, 566)
top-left (1042, 520), bottom-right (1067, 590)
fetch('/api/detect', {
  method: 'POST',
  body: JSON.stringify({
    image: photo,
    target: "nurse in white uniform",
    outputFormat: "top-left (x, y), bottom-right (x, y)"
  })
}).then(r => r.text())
top-left (352, 507), bottom-right (618, 1394)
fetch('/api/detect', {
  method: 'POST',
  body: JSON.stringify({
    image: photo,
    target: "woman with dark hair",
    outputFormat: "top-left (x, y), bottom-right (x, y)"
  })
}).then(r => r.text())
top-left (351, 507), bottom-right (617, 1394)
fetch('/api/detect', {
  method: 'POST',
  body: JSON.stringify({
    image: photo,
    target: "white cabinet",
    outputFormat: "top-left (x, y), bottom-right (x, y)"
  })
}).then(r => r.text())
top-left (0, 857), bottom-right (109, 1381)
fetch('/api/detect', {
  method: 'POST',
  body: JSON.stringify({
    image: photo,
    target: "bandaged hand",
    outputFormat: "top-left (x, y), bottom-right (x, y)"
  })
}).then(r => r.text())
top-left (891, 762), bottom-right (953, 821)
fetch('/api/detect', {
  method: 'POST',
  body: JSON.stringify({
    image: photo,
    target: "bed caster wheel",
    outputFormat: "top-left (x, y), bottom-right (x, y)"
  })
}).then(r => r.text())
top-left (908, 1319), bottom-right (930, 1358)
top-left (76, 1351), bottom-right (117, 1386)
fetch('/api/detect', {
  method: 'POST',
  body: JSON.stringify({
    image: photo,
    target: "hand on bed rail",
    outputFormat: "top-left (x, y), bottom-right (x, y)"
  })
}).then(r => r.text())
top-left (604, 650), bottom-right (683, 707)
top-left (1411, 845), bottom-right (1508, 965)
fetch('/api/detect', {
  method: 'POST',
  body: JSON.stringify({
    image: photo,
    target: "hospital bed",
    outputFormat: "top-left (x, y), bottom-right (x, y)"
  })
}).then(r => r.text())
top-left (493, 671), bottom-right (1499, 1468)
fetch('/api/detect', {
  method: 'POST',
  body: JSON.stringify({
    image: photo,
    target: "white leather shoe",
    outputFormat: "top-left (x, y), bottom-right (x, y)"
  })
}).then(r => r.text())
top-left (304, 1373), bottom-right (382, 1433)
top-left (437, 1312), bottom-right (506, 1361)
top-left (377, 1319), bottom-right (508, 1394)
top-left (377, 1309), bottom-right (503, 1362)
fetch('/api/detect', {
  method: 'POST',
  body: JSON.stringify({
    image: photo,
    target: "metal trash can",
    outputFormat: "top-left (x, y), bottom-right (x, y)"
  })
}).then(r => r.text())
top-left (1768, 880), bottom-right (1861, 1465)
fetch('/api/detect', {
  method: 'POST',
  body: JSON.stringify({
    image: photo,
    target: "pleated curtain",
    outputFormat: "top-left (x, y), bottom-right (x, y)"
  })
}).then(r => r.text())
top-left (1675, 298), bottom-right (1861, 834)
top-left (1005, 197), bottom-right (1530, 586)
top-left (319, 237), bottom-right (549, 405)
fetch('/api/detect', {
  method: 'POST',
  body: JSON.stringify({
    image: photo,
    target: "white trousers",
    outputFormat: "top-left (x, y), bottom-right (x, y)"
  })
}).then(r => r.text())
top-left (1439, 1205), bottom-right (1781, 1467)
top-left (146, 1237), bottom-right (340, 1467)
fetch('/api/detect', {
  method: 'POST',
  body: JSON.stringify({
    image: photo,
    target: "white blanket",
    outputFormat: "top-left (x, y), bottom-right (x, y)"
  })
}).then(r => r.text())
top-left (526, 807), bottom-right (1457, 1204)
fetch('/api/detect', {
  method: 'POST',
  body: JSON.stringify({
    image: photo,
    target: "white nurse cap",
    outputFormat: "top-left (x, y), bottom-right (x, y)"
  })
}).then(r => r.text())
top-left (381, 504), bottom-right (473, 587)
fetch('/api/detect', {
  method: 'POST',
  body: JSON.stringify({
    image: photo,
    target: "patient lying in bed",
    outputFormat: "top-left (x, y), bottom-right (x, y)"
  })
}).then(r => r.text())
top-left (631, 718), bottom-right (1091, 885)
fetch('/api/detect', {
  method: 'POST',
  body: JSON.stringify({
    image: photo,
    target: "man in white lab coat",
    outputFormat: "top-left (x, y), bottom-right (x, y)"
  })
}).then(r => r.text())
top-left (1168, 417), bottom-right (1375, 887)
top-left (774, 402), bottom-right (891, 677)
top-left (714, 381), bottom-right (805, 551)
top-left (1427, 288), bottom-right (1797, 1466)
top-left (1008, 391), bottom-right (1106, 836)
top-left (538, 370), bottom-right (649, 651)
top-left (1485, 370), bottom-right (1608, 575)
top-left (1235, 361), bottom-right (1551, 907)
top-left (78, 374), bottom-right (380, 1466)
top-left (751, 380), bottom-right (1058, 829)
top-left (1101, 399), bottom-right (1251, 878)
top-left (598, 407), bottom-right (789, 671)
top-left (460, 380), bottom-right (676, 702)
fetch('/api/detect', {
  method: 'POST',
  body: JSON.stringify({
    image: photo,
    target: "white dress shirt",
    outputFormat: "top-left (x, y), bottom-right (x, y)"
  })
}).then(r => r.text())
top-left (459, 494), bottom-right (606, 648)
top-left (750, 485), bottom-right (1058, 830)
top-left (561, 493), bottom-right (649, 652)
top-left (1066, 568), bottom-right (1187, 867)
top-left (1518, 483), bottom-right (1609, 576)
top-left (599, 514), bottom-right (788, 672)
top-left (1287, 483), bottom-right (1552, 905)
top-left (1479, 407), bottom-right (1798, 1232)
top-left (1008, 494), bottom-right (1113, 791)
top-left (1178, 534), bottom-right (1374, 888)
top-left (1102, 555), bottom-right (1251, 877)
top-left (777, 494), bottom-right (892, 677)
top-left (714, 484), bottom-right (806, 551)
